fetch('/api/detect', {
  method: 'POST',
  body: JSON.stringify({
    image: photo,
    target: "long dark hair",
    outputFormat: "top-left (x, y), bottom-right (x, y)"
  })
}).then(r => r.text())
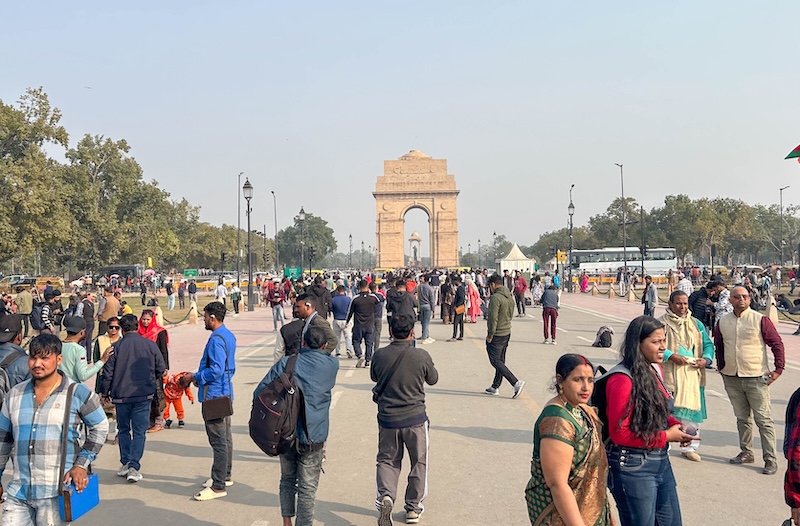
top-left (619, 316), bottom-right (669, 445)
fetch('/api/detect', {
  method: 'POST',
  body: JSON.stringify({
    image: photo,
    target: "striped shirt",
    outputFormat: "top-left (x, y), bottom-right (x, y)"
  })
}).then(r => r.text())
top-left (0, 372), bottom-right (108, 500)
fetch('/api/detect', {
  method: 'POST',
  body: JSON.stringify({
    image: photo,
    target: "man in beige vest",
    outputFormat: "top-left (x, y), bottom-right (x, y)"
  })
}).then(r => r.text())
top-left (714, 285), bottom-right (785, 475)
top-left (12, 286), bottom-right (33, 338)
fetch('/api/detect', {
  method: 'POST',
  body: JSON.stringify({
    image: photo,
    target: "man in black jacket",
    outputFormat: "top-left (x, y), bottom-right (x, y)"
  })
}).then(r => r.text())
top-left (100, 313), bottom-right (165, 483)
top-left (372, 314), bottom-right (438, 526)
top-left (448, 275), bottom-right (466, 342)
top-left (386, 279), bottom-right (416, 340)
top-left (306, 276), bottom-right (333, 319)
top-left (347, 280), bottom-right (379, 368)
top-left (688, 281), bottom-right (724, 329)
top-left (0, 315), bottom-right (32, 389)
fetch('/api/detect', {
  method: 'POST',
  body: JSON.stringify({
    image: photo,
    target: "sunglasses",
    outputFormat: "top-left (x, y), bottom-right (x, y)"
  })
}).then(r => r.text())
top-left (108, 326), bottom-right (121, 330)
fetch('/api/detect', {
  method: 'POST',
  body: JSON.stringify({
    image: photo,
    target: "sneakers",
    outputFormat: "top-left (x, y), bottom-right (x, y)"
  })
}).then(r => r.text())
top-left (512, 380), bottom-right (526, 399)
top-left (406, 510), bottom-right (420, 524)
top-left (551, 340), bottom-right (557, 346)
top-left (178, 420), bottom-right (185, 427)
top-left (116, 464), bottom-right (129, 477)
top-left (346, 351), bottom-right (353, 358)
top-left (764, 460), bottom-right (778, 475)
top-left (682, 451), bottom-right (702, 462)
top-left (378, 495), bottom-right (394, 526)
top-left (165, 419), bottom-right (173, 429)
top-left (484, 387), bottom-right (499, 396)
top-left (422, 338), bottom-right (435, 344)
top-left (729, 451), bottom-right (755, 464)
top-left (543, 339), bottom-right (550, 344)
top-left (365, 361), bottom-right (371, 367)
top-left (356, 358), bottom-right (365, 368)
top-left (126, 468), bottom-right (143, 483)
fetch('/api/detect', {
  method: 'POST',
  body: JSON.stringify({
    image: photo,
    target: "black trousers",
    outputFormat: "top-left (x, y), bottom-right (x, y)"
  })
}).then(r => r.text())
top-left (452, 312), bottom-right (464, 339)
top-left (20, 314), bottom-right (30, 338)
top-left (487, 334), bottom-right (518, 388)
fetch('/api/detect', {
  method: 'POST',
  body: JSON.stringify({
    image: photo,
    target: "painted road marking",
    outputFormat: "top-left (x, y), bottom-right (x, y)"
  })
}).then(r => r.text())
top-left (560, 304), bottom-right (630, 324)
top-left (345, 369), bottom-right (355, 378)
top-left (244, 338), bottom-right (275, 358)
top-left (330, 390), bottom-right (343, 409)
top-left (577, 336), bottom-right (593, 343)
top-left (557, 328), bottom-right (570, 333)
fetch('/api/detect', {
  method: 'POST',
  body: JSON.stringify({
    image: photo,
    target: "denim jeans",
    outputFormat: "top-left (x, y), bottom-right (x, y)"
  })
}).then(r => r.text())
top-left (279, 446), bottom-right (325, 526)
top-left (273, 304), bottom-right (285, 330)
top-left (353, 323), bottom-right (374, 361)
top-left (205, 416), bottom-right (233, 490)
top-left (606, 445), bottom-right (682, 526)
top-left (2, 496), bottom-right (65, 526)
top-left (419, 305), bottom-right (432, 339)
top-left (115, 399), bottom-right (151, 470)
top-left (167, 293), bottom-right (175, 311)
top-left (486, 334), bottom-right (518, 389)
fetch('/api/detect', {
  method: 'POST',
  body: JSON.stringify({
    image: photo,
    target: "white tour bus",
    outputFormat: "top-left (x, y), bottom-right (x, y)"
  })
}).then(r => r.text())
top-left (569, 247), bottom-right (678, 277)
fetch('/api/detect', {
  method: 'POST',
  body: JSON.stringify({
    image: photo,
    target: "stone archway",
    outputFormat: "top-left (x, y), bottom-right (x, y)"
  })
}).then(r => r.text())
top-left (374, 150), bottom-right (459, 268)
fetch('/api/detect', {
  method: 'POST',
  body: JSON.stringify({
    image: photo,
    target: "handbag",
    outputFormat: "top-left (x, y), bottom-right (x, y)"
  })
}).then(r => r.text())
top-left (455, 304), bottom-right (466, 315)
top-left (58, 383), bottom-right (100, 522)
top-left (202, 334), bottom-right (234, 421)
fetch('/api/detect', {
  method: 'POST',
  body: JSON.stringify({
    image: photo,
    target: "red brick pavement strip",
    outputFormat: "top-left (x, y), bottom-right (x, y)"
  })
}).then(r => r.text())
top-left (161, 304), bottom-right (289, 374)
top-left (560, 291), bottom-right (800, 365)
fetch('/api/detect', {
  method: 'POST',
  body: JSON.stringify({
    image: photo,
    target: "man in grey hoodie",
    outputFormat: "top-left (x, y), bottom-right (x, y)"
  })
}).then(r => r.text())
top-left (484, 274), bottom-right (525, 399)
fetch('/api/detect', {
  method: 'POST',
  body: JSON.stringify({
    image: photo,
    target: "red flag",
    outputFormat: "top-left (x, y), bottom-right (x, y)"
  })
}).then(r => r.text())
top-left (785, 144), bottom-right (800, 160)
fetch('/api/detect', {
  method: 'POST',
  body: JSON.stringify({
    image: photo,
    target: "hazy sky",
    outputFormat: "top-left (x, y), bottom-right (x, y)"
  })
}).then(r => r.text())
top-left (5, 1), bottom-right (800, 259)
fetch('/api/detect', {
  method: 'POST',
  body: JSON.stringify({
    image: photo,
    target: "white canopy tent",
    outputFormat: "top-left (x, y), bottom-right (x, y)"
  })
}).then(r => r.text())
top-left (496, 243), bottom-right (535, 274)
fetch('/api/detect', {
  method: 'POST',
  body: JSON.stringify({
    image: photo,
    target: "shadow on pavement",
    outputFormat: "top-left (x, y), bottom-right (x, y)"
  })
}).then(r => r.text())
top-left (93, 498), bottom-right (221, 524)
top-left (431, 424), bottom-right (530, 444)
top-left (426, 387), bottom-right (500, 398)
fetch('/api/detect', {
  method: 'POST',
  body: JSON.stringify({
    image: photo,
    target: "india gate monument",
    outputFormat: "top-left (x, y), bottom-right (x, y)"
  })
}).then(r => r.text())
top-left (373, 150), bottom-right (460, 268)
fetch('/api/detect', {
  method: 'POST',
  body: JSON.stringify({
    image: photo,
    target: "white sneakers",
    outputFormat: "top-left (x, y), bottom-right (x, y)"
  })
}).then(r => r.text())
top-left (512, 380), bottom-right (526, 399)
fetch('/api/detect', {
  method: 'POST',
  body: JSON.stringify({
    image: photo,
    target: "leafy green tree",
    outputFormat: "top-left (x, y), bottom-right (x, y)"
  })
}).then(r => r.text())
top-left (275, 213), bottom-right (337, 268)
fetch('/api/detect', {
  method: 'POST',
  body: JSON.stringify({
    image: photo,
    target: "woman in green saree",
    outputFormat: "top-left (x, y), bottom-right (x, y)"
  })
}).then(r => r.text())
top-left (526, 354), bottom-right (615, 526)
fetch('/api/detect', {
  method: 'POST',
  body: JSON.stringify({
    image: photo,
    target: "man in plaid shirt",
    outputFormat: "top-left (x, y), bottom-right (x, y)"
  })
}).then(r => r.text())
top-left (0, 334), bottom-right (108, 525)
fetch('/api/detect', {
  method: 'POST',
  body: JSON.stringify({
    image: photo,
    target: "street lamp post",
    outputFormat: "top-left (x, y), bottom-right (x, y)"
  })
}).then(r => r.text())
top-left (568, 184), bottom-right (575, 293)
top-left (361, 241), bottom-right (364, 269)
top-left (263, 224), bottom-right (267, 271)
top-left (492, 231), bottom-right (497, 266)
top-left (242, 178), bottom-right (254, 312)
top-left (781, 186), bottom-right (790, 265)
top-left (236, 172), bottom-right (243, 279)
top-left (640, 206), bottom-right (646, 278)
top-left (271, 190), bottom-right (279, 270)
top-left (298, 206), bottom-right (306, 274)
top-left (615, 163), bottom-right (628, 290)
top-left (468, 243), bottom-right (471, 267)
top-left (478, 239), bottom-right (481, 268)
top-left (349, 234), bottom-right (353, 268)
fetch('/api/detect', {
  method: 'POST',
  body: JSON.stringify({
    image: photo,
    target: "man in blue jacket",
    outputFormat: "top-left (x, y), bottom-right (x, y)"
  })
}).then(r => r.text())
top-left (99, 313), bottom-right (165, 483)
top-left (181, 301), bottom-right (237, 501)
top-left (254, 325), bottom-right (339, 526)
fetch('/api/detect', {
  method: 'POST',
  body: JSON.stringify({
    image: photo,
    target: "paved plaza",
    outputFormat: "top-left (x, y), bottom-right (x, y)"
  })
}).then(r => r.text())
top-left (68, 293), bottom-right (800, 525)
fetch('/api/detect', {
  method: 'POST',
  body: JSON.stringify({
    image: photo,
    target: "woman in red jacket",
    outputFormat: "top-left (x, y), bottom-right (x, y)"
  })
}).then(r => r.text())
top-left (602, 316), bottom-right (696, 526)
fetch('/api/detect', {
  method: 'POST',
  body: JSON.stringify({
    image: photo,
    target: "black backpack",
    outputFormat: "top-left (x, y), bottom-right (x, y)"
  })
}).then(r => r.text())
top-left (590, 363), bottom-right (632, 444)
top-left (30, 302), bottom-right (45, 331)
top-left (249, 354), bottom-right (307, 456)
top-left (0, 351), bottom-right (23, 410)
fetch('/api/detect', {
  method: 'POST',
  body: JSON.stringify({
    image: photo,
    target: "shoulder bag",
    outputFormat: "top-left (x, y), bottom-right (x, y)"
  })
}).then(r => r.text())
top-left (372, 344), bottom-right (411, 403)
top-left (58, 383), bottom-right (100, 522)
top-left (202, 334), bottom-right (234, 421)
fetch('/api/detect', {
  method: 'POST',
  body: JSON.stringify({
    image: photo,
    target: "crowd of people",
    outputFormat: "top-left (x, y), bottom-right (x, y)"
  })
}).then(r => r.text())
top-left (0, 263), bottom-right (799, 525)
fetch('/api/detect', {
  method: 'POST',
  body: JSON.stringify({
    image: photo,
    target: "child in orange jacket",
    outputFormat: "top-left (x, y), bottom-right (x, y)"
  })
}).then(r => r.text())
top-left (163, 371), bottom-right (195, 428)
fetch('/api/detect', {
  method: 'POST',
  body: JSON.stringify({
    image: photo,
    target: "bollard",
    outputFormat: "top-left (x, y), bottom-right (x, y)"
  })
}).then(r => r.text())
top-left (154, 306), bottom-right (165, 326)
top-left (592, 284), bottom-right (599, 296)
top-left (608, 287), bottom-right (615, 299)
top-left (627, 289), bottom-right (636, 302)
top-left (766, 294), bottom-right (779, 326)
top-left (188, 300), bottom-right (198, 325)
